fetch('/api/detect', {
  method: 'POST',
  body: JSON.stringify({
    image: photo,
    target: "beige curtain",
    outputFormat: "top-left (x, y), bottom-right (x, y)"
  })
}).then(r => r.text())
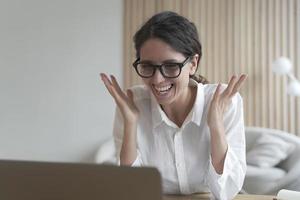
top-left (123, 0), bottom-right (300, 135)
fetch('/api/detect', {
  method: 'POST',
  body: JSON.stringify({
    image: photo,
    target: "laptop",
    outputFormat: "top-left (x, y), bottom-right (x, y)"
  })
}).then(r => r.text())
top-left (0, 159), bottom-right (162, 200)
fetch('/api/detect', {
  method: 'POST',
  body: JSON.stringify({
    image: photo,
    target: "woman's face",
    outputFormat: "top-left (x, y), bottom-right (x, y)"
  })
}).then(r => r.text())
top-left (139, 38), bottom-right (198, 106)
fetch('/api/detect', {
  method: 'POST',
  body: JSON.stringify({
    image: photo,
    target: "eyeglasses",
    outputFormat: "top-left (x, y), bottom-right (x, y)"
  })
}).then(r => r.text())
top-left (132, 57), bottom-right (191, 78)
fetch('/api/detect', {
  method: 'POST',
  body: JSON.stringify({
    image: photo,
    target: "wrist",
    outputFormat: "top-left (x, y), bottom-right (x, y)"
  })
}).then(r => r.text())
top-left (208, 122), bottom-right (224, 133)
top-left (124, 118), bottom-right (138, 125)
top-left (124, 119), bottom-right (138, 134)
top-left (209, 124), bottom-right (226, 145)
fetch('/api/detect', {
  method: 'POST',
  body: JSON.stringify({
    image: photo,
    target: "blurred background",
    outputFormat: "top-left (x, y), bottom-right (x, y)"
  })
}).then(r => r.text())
top-left (0, 0), bottom-right (123, 162)
top-left (0, 0), bottom-right (299, 163)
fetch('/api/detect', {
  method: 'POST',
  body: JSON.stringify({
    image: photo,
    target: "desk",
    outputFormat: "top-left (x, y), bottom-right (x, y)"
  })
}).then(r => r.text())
top-left (163, 193), bottom-right (275, 200)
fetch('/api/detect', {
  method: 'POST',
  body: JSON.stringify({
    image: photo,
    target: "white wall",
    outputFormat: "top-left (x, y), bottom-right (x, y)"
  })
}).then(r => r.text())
top-left (0, 0), bottom-right (123, 162)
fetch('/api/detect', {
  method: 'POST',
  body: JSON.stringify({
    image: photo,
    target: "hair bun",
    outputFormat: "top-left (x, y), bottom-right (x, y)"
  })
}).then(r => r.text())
top-left (190, 74), bottom-right (209, 84)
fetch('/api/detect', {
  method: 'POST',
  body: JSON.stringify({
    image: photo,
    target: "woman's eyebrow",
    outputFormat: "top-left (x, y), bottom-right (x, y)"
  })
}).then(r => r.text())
top-left (163, 59), bottom-right (179, 63)
top-left (139, 60), bottom-right (154, 64)
top-left (140, 59), bottom-right (180, 63)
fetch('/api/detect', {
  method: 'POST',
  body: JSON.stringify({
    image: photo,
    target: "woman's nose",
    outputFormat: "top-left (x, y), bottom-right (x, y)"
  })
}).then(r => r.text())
top-left (152, 68), bottom-right (165, 83)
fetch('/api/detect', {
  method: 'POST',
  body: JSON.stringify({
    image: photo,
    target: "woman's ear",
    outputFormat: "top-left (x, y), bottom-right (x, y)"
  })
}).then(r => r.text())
top-left (189, 54), bottom-right (199, 75)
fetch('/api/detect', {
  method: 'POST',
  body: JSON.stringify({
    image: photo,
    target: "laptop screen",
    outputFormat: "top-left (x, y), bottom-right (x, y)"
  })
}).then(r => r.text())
top-left (0, 160), bottom-right (162, 200)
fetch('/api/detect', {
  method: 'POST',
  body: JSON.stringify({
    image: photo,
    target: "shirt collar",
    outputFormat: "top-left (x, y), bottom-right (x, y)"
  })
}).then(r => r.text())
top-left (151, 79), bottom-right (205, 129)
top-left (189, 79), bottom-right (205, 127)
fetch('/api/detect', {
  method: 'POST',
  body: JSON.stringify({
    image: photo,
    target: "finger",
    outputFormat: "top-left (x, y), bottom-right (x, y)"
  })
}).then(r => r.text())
top-left (127, 89), bottom-right (134, 104)
top-left (212, 83), bottom-right (222, 102)
top-left (100, 73), bottom-right (124, 103)
top-left (100, 73), bottom-right (114, 94)
top-left (102, 79), bottom-right (119, 99)
top-left (229, 74), bottom-right (248, 97)
top-left (222, 75), bottom-right (238, 97)
top-left (100, 73), bottom-right (113, 85)
top-left (110, 75), bottom-right (127, 99)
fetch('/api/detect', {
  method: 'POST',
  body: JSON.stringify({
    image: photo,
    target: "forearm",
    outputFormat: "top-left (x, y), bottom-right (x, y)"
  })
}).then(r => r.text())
top-left (209, 124), bottom-right (228, 174)
top-left (120, 120), bottom-right (138, 166)
top-left (206, 145), bottom-right (246, 200)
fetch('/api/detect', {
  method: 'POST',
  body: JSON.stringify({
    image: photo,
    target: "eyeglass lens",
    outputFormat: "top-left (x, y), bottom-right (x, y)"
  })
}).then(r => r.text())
top-left (137, 63), bottom-right (181, 78)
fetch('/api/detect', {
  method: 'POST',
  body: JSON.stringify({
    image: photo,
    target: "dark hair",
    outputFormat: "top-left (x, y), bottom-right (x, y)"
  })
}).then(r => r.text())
top-left (133, 11), bottom-right (208, 84)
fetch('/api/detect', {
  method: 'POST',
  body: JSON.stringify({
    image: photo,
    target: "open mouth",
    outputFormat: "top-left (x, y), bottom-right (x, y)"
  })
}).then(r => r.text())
top-left (153, 84), bottom-right (174, 95)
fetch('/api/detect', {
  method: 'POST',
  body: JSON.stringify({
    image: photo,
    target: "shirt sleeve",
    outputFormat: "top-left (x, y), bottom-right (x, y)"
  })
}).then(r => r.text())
top-left (205, 92), bottom-right (247, 200)
top-left (112, 107), bottom-right (143, 167)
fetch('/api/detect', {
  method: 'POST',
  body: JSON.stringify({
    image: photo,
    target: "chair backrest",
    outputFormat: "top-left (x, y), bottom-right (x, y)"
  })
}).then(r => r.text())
top-left (244, 127), bottom-right (262, 153)
top-left (245, 126), bottom-right (300, 170)
top-left (95, 138), bottom-right (116, 164)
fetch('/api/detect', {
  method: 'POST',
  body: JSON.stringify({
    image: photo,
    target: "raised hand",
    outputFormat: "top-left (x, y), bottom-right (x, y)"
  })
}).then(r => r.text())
top-left (207, 74), bottom-right (247, 131)
top-left (100, 73), bottom-right (139, 123)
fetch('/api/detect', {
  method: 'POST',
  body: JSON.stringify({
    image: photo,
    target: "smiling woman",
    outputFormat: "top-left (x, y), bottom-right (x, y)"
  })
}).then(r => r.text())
top-left (100, 11), bottom-right (247, 200)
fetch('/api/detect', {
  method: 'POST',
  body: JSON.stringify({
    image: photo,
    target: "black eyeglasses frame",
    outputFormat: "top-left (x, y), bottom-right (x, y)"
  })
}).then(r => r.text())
top-left (132, 56), bottom-right (191, 78)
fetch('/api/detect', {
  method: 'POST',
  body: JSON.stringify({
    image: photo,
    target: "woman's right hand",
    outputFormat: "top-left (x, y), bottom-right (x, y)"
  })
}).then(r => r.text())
top-left (100, 73), bottom-right (139, 123)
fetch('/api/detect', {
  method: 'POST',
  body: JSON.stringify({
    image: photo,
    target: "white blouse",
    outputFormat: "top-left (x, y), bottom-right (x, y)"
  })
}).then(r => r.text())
top-left (112, 79), bottom-right (246, 200)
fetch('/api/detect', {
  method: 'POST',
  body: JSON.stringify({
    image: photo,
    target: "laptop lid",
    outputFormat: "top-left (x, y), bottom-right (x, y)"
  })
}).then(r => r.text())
top-left (0, 159), bottom-right (162, 200)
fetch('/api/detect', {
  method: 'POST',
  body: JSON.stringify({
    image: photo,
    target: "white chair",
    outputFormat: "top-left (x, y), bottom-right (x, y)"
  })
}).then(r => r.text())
top-left (94, 137), bottom-right (116, 164)
top-left (243, 127), bottom-right (300, 195)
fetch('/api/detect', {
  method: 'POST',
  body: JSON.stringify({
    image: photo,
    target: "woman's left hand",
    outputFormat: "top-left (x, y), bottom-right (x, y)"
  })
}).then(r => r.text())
top-left (207, 74), bottom-right (247, 131)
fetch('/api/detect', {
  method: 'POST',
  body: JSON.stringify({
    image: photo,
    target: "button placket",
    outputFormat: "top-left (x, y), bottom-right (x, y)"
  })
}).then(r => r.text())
top-left (173, 130), bottom-right (190, 194)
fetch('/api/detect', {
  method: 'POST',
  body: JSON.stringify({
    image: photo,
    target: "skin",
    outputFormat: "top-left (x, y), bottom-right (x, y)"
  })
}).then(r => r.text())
top-left (100, 38), bottom-right (247, 174)
top-left (139, 38), bottom-right (199, 127)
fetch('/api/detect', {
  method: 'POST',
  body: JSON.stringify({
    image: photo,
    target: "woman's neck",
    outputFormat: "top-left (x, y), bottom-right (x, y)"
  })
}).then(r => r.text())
top-left (161, 86), bottom-right (197, 128)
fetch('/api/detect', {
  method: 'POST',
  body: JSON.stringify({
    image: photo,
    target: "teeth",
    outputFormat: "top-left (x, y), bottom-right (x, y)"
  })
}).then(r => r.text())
top-left (154, 84), bottom-right (172, 92)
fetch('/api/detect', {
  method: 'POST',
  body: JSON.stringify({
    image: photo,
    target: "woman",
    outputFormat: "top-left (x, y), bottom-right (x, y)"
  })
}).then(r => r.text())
top-left (100, 11), bottom-right (247, 200)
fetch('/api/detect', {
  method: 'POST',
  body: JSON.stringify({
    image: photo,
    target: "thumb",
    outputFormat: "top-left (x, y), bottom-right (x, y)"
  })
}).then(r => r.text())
top-left (126, 89), bottom-right (134, 103)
